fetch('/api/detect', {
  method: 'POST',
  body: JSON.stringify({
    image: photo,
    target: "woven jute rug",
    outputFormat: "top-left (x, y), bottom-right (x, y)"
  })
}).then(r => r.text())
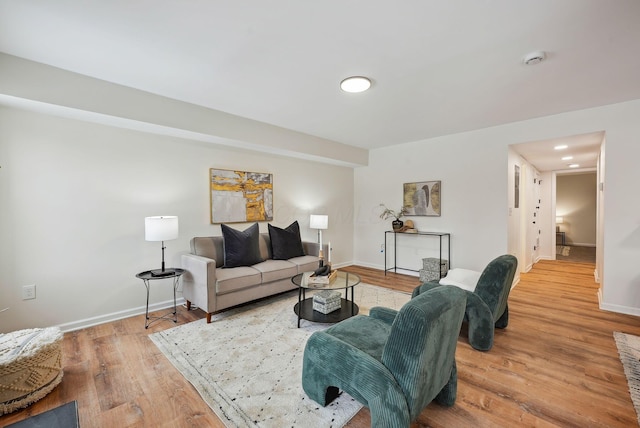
top-left (150, 283), bottom-right (410, 428)
top-left (614, 331), bottom-right (640, 425)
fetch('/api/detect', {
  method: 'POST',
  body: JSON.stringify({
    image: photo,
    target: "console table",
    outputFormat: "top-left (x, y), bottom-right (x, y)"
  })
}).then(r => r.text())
top-left (384, 231), bottom-right (451, 276)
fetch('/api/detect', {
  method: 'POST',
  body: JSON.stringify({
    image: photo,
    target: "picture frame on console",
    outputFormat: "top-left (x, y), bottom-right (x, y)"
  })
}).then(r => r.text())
top-left (403, 180), bottom-right (441, 217)
top-left (210, 168), bottom-right (273, 223)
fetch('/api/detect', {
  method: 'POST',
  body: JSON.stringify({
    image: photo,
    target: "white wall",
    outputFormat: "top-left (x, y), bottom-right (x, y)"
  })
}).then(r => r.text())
top-left (596, 139), bottom-right (606, 283)
top-left (507, 149), bottom-right (525, 273)
top-left (556, 173), bottom-right (597, 246)
top-left (3, 99), bottom-right (640, 332)
top-left (354, 99), bottom-right (640, 315)
top-left (354, 135), bottom-right (509, 273)
top-left (0, 107), bottom-right (354, 332)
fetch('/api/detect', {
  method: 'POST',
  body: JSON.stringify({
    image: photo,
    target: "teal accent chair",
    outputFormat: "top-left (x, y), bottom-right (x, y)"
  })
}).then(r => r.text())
top-left (302, 285), bottom-right (466, 427)
top-left (412, 254), bottom-right (518, 351)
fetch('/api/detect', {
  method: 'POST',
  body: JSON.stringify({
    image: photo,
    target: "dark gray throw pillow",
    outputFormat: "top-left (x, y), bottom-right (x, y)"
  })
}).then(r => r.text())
top-left (268, 221), bottom-right (306, 260)
top-left (221, 223), bottom-right (263, 268)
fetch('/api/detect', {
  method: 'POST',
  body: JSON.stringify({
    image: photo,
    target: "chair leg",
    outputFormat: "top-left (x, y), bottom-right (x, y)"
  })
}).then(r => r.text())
top-left (369, 392), bottom-right (411, 428)
top-left (495, 305), bottom-right (509, 329)
top-left (466, 296), bottom-right (495, 351)
top-left (435, 361), bottom-right (458, 406)
top-left (467, 313), bottom-right (494, 351)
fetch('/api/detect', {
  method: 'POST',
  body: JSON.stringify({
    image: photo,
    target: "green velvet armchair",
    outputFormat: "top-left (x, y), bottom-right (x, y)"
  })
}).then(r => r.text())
top-left (412, 254), bottom-right (518, 351)
top-left (302, 285), bottom-right (466, 427)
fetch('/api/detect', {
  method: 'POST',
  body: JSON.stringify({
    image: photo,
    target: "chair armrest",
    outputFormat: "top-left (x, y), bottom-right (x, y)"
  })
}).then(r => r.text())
top-left (303, 330), bottom-right (405, 408)
top-left (369, 307), bottom-right (398, 325)
top-left (411, 281), bottom-right (442, 298)
top-left (181, 254), bottom-right (217, 313)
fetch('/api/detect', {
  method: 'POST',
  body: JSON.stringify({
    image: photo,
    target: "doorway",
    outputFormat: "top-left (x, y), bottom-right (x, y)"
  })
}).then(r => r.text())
top-left (508, 131), bottom-right (604, 272)
top-left (555, 171), bottom-right (597, 263)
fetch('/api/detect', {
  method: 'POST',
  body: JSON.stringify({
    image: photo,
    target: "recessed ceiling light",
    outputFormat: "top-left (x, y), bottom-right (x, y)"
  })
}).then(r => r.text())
top-left (554, 145), bottom-right (568, 150)
top-left (569, 164), bottom-right (580, 168)
top-left (340, 76), bottom-right (371, 93)
top-left (562, 156), bottom-right (573, 160)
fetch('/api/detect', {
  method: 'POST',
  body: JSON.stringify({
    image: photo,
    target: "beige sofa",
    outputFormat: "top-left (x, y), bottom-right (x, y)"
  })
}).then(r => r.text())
top-left (181, 233), bottom-right (323, 323)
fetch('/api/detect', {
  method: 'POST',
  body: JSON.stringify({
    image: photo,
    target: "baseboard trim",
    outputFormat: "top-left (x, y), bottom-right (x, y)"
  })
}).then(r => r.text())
top-left (56, 263), bottom-right (351, 333)
top-left (352, 260), bottom-right (422, 277)
top-left (599, 297), bottom-right (640, 317)
top-left (352, 260), bottom-right (385, 271)
top-left (55, 297), bottom-right (186, 333)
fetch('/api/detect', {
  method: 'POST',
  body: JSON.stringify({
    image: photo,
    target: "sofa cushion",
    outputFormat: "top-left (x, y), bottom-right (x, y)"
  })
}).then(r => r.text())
top-left (221, 223), bottom-right (263, 268)
top-left (288, 255), bottom-right (321, 273)
top-left (268, 221), bottom-right (305, 260)
top-left (258, 233), bottom-right (272, 261)
top-left (253, 259), bottom-right (298, 283)
top-left (216, 266), bottom-right (262, 295)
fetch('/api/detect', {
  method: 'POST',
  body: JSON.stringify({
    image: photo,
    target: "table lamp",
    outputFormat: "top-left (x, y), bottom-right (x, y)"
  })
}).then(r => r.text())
top-left (310, 214), bottom-right (328, 265)
top-left (556, 216), bottom-right (563, 232)
top-left (145, 216), bottom-right (179, 277)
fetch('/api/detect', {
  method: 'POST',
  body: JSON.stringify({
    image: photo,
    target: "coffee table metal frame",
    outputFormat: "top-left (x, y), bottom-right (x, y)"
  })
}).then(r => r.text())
top-left (291, 271), bottom-right (361, 328)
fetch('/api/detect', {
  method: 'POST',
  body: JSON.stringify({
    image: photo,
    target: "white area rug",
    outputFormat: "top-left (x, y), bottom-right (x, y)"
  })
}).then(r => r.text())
top-left (614, 331), bottom-right (640, 425)
top-left (556, 245), bottom-right (571, 256)
top-left (150, 283), bottom-right (410, 428)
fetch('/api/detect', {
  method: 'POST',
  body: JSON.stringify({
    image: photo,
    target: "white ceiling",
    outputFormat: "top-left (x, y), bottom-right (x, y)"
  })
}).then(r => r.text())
top-left (512, 131), bottom-right (603, 173)
top-left (1, 1), bottom-right (639, 169)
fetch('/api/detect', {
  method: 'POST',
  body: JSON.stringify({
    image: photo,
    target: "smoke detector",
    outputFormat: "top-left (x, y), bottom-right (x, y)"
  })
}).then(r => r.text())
top-left (523, 51), bottom-right (546, 65)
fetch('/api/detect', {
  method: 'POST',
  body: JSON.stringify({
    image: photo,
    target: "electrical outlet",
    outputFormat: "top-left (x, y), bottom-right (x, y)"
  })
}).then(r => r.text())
top-left (22, 284), bottom-right (36, 300)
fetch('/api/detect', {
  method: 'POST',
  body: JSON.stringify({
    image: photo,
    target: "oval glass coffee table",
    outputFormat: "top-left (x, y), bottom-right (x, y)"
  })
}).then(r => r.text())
top-left (291, 270), bottom-right (361, 328)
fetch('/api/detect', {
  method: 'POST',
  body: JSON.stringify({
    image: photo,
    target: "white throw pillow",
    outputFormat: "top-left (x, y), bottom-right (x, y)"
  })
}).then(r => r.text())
top-left (439, 268), bottom-right (482, 292)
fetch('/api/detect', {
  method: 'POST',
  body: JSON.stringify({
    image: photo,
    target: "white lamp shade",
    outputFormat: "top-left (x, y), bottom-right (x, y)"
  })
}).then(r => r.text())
top-left (556, 216), bottom-right (564, 224)
top-left (310, 214), bottom-right (328, 230)
top-left (145, 216), bottom-right (179, 241)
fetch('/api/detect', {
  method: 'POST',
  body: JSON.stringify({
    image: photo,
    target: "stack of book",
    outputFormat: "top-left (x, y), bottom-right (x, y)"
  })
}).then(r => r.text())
top-left (306, 269), bottom-right (338, 285)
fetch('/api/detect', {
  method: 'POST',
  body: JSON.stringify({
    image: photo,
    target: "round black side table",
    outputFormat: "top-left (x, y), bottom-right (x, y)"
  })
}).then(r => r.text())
top-left (136, 268), bottom-right (184, 329)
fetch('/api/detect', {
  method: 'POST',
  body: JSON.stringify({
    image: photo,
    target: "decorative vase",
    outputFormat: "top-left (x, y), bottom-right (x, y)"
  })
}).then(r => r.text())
top-left (392, 219), bottom-right (403, 231)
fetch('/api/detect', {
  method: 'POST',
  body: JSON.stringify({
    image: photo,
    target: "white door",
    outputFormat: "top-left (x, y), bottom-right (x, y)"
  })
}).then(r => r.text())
top-left (530, 172), bottom-right (541, 265)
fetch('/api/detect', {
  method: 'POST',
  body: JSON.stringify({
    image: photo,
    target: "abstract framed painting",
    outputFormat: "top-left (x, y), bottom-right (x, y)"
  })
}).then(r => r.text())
top-left (403, 181), bottom-right (441, 217)
top-left (210, 168), bottom-right (273, 223)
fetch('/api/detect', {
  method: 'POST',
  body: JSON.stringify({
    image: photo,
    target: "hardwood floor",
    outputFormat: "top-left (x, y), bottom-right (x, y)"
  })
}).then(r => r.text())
top-left (556, 245), bottom-right (596, 263)
top-left (2, 260), bottom-right (638, 427)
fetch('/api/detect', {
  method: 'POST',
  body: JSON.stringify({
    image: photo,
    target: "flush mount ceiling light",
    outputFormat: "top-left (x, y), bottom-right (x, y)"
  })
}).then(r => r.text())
top-left (569, 164), bottom-right (580, 168)
top-left (523, 51), bottom-right (546, 65)
top-left (562, 156), bottom-right (573, 160)
top-left (340, 76), bottom-right (371, 93)
top-left (554, 144), bottom-right (568, 150)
